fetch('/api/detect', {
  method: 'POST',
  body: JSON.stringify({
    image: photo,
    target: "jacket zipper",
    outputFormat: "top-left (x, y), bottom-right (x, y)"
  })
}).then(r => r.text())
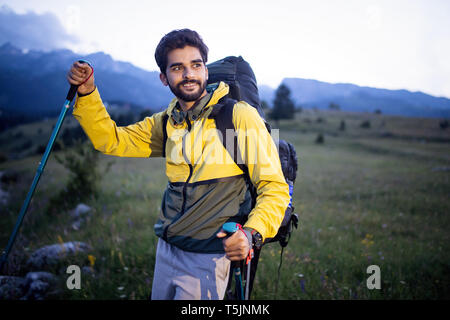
top-left (181, 116), bottom-right (193, 215)
top-left (163, 116), bottom-right (193, 241)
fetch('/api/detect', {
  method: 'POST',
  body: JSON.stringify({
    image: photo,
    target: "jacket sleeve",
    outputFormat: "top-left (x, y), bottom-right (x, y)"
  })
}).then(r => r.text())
top-left (232, 102), bottom-right (290, 241)
top-left (72, 87), bottom-right (165, 157)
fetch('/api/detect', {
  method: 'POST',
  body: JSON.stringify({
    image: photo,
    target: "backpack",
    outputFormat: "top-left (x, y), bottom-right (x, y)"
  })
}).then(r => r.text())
top-left (206, 56), bottom-right (299, 299)
top-left (206, 56), bottom-right (299, 248)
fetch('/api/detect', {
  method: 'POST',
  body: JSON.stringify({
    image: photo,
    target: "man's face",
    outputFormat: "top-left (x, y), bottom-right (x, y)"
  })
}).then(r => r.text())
top-left (160, 45), bottom-right (208, 103)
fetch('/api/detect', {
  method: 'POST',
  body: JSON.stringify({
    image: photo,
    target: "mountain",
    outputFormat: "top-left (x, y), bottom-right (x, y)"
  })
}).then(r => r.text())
top-left (260, 78), bottom-right (450, 118)
top-left (1, 42), bottom-right (449, 130)
top-left (0, 43), bottom-right (172, 125)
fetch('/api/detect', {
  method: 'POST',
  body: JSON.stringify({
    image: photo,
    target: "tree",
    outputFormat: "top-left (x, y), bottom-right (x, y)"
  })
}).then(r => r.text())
top-left (329, 102), bottom-right (340, 111)
top-left (270, 84), bottom-right (295, 122)
top-left (50, 141), bottom-right (112, 210)
top-left (315, 133), bottom-right (324, 144)
top-left (439, 119), bottom-right (449, 130)
top-left (360, 120), bottom-right (371, 129)
top-left (261, 100), bottom-right (271, 112)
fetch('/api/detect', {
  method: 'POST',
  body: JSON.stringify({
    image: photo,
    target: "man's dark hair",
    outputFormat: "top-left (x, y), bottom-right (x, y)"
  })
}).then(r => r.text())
top-left (155, 29), bottom-right (209, 75)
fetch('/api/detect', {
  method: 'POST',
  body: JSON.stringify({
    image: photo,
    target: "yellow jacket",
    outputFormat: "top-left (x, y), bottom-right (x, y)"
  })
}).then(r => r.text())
top-left (73, 82), bottom-right (290, 253)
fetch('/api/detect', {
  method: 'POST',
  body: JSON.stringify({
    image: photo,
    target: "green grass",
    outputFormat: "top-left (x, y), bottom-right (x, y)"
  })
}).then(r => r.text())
top-left (1, 109), bottom-right (449, 300)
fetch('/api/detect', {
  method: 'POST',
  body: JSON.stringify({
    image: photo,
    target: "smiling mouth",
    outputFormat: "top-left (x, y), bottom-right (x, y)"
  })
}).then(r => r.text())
top-left (180, 81), bottom-right (200, 90)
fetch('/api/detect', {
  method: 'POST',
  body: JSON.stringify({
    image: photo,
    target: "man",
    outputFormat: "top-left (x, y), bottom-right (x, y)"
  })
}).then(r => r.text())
top-left (67, 29), bottom-right (289, 300)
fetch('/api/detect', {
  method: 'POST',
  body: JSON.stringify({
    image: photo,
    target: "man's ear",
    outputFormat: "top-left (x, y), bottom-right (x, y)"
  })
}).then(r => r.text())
top-left (160, 73), bottom-right (168, 86)
top-left (205, 66), bottom-right (208, 81)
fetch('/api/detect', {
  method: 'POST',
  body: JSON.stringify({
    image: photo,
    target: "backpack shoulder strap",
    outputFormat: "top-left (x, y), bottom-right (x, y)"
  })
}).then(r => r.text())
top-left (209, 97), bottom-right (247, 175)
top-left (210, 97), bottom-right (257, 206)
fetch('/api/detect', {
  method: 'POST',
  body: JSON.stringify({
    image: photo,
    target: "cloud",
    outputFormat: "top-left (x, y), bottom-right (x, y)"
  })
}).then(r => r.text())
top-left (0, 5), bottom-right (79, 51)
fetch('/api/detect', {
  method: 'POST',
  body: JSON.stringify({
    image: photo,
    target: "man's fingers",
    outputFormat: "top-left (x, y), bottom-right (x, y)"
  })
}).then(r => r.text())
top-left (75, 61), bottom-right (92, 73)
top-left (216, 230), bottom-right (227, 238)
top-left (70, 67), bottom-right (85, 78)
top-left (225, 250), bottom-right (247, 261)
top-left (68, 71), bottom-right (85, 82)
top-left (67, 61), bottom-right (95, 95)
top-left (67, 75), bottom-right (79, 85)
top-left (223, 243), bottom-right (248, 260)
top-left (226, 249), bottom-right (246, 258)
top-left (217, 228), bottom-right (249, 261)
top-left (69, 62), bottom-right (91, 80)
top-left (67, 73), bottom-right (84, 86)
top-left (223, 230), bottom-right (250, 261)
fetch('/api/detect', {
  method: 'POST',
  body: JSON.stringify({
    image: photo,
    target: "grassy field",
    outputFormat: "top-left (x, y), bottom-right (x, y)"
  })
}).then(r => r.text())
top-left (1, 108), bottom-right (449, 300)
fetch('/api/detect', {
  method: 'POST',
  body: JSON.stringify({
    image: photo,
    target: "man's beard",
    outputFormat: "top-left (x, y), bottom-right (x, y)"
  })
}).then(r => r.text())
top-left (168, 79), bottom-right (207, 102)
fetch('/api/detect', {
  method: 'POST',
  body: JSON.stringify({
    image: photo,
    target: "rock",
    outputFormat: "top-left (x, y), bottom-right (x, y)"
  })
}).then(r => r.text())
top-left (24, 271), bottom-right (62, 300)
top-left (0, 187), bottom-right (8, 205)
top-left (71, 220), bottom-right (83, 231)
top-left (69, 203), bottom-right (92, 218)
top-left (23, 280), bottom-right (50, 300)
top-left (25, 271), bottom-right (57, 286)
top-left (0, 271), bottom-right (63, 300)
top-left (0, 275), bottom-right (28, 300)
top-left (0, 171), bottom-right (9, 205)
top-left (69, 203), bottom-right (92, 230)
top-left (27, 242), bottom-right (92, 270)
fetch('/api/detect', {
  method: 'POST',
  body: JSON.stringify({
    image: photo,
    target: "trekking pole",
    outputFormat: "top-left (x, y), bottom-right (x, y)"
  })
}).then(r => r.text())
top-left (223, 222), bottom-right (250, 300)
top-left (0, 60), bottom-right (92, 272)
top-left (244, 246), bottom-right (254, 300)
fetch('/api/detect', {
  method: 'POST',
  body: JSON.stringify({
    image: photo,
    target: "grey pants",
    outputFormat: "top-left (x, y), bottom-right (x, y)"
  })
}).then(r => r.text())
top-left (151, 239), bottom-right (231, 300)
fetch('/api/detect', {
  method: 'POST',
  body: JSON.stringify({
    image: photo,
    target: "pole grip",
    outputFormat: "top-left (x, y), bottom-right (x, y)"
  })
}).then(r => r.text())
top-left (222, 222), bottom-right (240, 235)
top-left (66, 84), bottom-right (78, 102)
top-left (65, 59), bottom-right (93, 103)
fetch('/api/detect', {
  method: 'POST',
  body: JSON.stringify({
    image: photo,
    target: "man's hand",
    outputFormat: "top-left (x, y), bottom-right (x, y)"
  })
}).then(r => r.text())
top-left (217, 229), bottom-right (250, 261)
top-left (67, 61), bottom-right (95, 95)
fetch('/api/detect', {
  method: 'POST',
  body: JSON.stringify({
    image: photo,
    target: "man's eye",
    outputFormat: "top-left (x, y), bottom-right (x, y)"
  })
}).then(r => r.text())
top-left (193, 63), bottom-right (202, 68)
top-left (172, 66), bottom-right (182, 71)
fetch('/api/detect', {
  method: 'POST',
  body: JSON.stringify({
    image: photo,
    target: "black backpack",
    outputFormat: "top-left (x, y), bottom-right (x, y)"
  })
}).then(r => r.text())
top-left (206, 57), bottom-right (299, 299)
top-left (206, 56), bottom-right (299, 248)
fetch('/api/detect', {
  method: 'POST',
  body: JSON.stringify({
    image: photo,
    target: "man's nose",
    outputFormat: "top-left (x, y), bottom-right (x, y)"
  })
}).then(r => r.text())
top-left (183, 66), bottom-right (194, 79)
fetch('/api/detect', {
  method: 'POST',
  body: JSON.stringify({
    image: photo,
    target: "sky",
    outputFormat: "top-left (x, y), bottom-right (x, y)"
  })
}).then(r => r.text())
top-left (1, 0), bottom-right (449, 98)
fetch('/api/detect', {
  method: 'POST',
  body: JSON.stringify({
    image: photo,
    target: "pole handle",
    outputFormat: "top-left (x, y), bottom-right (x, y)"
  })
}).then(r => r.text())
top-left (222, 222), bottom-right (240, 235)
top-left (66, 84), bottom-right (78, 102)
top-left (66, 59), bottom-right (93, 102)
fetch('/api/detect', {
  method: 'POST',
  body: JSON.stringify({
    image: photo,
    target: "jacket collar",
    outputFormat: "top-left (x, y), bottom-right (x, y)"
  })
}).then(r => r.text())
top-left (166, 81), bottom-right (230, 121)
